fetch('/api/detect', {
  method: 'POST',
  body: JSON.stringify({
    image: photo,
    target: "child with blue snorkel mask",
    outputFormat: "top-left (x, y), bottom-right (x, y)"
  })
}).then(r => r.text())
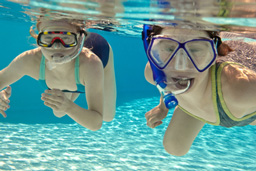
top-left (0, 18), bottom-right (116, 131)
top-left (142, 24), bottom-right (256, 156)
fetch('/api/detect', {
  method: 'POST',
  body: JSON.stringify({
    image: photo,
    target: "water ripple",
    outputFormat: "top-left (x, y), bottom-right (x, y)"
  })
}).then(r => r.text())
top-left (0, 97), bottom-right (255, 170)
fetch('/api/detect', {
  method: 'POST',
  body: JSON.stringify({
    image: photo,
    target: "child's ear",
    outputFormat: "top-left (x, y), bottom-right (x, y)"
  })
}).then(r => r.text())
top-left (36, 21), bottom-right (42, 31)
top-left (29, 26), bottom-right (38, 39)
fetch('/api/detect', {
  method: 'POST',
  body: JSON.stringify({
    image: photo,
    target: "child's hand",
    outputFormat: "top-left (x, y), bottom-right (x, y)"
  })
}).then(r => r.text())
top-left (41, 89), bottom-right (72, 114)
top-left (145, 104), bottom-right (169, 128)
top-left (0, 86), bottom-right (11, 118)
top-left (53, 110), bottom-right (66, 118)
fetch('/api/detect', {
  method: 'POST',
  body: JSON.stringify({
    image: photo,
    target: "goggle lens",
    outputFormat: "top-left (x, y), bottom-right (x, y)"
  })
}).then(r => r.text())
top-left (185, 40), bottom-right (215, 70)
top-left (150, 39), bottom-right (179, 68)
top-left (148, 36), bottom-right (217, 71)
top-left (37, 31), bottom-right (78, 47)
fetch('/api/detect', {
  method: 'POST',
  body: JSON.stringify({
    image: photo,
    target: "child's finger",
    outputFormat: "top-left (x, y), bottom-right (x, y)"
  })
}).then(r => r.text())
top-left (0, 110), bottom-right (7, 118)
top-left (5, 86), bottom-right (11, 96)
top-left (44, 102), bottom-right (58, 111)
top-left (45, 89), bottom-right (63, 96)
top-left (42, 93), bottom-right (63, 103)
top-left (0, 99), bottom-right (9, 109)
top-left (153, 121), bottom-right (162, 128)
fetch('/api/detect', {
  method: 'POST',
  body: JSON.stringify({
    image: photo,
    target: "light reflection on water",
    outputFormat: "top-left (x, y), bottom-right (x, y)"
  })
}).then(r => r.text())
top-left (1, 0), bottom-right (256, 37)
top-left (0, 97), bottom-right (255, 170)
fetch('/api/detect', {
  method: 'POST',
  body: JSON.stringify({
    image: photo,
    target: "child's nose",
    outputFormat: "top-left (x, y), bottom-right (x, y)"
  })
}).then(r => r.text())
top-left (172, 49), bottom-right (190, 71)
top-left (52, 42), bottom-right (62, 49)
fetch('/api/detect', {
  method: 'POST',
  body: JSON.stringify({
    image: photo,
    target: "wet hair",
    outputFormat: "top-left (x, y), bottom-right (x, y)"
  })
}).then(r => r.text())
top-left (148, 25), bottom-right (233, 56)
top-left (206, 31), bottom-right (233, 56)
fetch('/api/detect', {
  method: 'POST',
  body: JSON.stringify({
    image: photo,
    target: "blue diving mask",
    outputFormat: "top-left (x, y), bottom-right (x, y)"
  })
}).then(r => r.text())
top-left (147, 35), bottom-right (217, 72)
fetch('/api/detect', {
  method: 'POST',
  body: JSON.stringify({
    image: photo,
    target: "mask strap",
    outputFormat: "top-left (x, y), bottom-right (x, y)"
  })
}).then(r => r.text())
top-left (213, 36), bottom-right (222, 48)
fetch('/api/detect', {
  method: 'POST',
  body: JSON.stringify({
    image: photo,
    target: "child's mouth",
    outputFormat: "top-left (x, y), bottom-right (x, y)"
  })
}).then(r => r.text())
top-left (165, 77), bottom-right (194, 94)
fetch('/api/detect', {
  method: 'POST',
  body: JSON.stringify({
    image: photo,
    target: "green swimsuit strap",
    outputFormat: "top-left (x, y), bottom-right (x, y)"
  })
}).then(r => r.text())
top-left (39, 55), bottom-right (46, 80)
top-left (75, 56), bottom-right (81, 85)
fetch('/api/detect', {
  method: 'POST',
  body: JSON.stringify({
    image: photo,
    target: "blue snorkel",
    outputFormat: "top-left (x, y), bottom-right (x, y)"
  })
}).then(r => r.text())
top-left (142, 24), bottom-right (178, 109)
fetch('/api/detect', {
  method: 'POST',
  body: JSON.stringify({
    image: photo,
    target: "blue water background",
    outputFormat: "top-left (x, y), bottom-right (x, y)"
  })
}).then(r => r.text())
top-left (0, 19), bottom-right (255, 170)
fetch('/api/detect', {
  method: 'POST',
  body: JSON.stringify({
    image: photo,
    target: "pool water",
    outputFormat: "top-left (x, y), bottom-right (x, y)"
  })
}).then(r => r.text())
top-left (1, 97), bottom-right (255, 170)
top-left (0, 1), bottom-right (256, 170)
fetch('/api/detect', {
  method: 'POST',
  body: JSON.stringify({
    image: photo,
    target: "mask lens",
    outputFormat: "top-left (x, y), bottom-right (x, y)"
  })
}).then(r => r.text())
top-left (40, 34), bottom-right (55, 44)
top-left (150, 38), bottom-right (179, 68)
top-left (185, 40), bottom-right (215, 70)
top-left (38, 32), bottom-right (77, 47)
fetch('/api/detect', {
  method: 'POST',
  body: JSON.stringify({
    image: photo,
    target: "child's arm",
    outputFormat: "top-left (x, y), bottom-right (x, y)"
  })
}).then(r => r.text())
top-left (0, 51), bottom-right (32, 117)
top-left (0, 52), bottom-right (28, 90)
top-left (67, 56), bottom-right (104, 130)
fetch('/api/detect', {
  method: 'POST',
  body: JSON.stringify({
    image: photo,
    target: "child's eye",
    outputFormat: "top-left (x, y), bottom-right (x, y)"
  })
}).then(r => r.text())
top-left (190, 49), bottom-right (201, 53)
top-left (168, 48), bottom-right (174, 52)
top-left (164, 46), bottom-right (175, 52)
top-left (44, 37), bottom-right (52, 40)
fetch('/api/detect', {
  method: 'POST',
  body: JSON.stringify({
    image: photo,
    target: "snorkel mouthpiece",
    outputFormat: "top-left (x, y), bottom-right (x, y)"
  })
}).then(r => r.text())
top-left (156, 84), bottom-right (178, 109)
top-left (156, 79), bottom-right (191, 109)
top-left (46, 30), bottom-right (86, 70)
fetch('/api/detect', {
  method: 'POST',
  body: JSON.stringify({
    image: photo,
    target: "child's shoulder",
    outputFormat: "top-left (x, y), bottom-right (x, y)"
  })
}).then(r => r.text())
top-left (16, 48), bottom-right (42, 62)
top-left (78, 48), bottom-right (104, 75)
top-left (14, 48), bottom-right (42, 70)
top-left (80, 48), bottom-right (102, 66)
top-left (221, 62), bottom-right (256, 88)
top-left (20, 47), bottom-right (41, 58)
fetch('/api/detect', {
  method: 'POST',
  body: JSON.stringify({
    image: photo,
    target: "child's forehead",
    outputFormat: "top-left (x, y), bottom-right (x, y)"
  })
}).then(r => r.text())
top-left (39, 21), bottom-right (77, 31)
top-left (160, 28), bottom-right (209, 40)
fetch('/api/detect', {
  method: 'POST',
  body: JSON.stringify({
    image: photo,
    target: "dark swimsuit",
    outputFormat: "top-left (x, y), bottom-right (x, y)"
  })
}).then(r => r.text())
top-left (39, 32), bottom-right (110, 93)
top-left (178, 62), bottom-right (256, 127)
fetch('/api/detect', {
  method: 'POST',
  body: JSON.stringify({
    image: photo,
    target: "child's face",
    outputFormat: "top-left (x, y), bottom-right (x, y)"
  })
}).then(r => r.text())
top-left (149, 27), bottom-right (215, 93)
top-left (39, 21), bottom-right (81, 62)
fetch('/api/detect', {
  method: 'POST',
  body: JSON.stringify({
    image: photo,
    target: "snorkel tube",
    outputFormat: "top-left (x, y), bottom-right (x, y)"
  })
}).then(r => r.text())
top-left (46, 30), bottom-right (87, 70)
top-left (142, 24), bottom-right (178, 109)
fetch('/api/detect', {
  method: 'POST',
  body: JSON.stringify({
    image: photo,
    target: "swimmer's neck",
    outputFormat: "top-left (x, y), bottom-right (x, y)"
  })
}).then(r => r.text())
top-left (45, 58), bottom-right (76, 74)
top-left (176, 68), bottom-right (212, 103)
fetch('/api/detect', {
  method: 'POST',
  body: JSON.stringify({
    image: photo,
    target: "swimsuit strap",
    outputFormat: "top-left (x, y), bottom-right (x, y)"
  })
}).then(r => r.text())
top-left (39, 56), bottom-right (49, 90)
top-left (74, 57), bottom-right (85, 93)
top-left (75, 56), bottom-right (81, 84)
top-left (39, 55), bottom-right (46, 80)
top-left (215, 61), bottom-right (256, 127)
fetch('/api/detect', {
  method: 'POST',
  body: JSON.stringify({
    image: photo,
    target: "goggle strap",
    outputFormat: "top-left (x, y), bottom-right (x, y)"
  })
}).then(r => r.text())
top-left (213, 36), bottom-right (222, 48)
